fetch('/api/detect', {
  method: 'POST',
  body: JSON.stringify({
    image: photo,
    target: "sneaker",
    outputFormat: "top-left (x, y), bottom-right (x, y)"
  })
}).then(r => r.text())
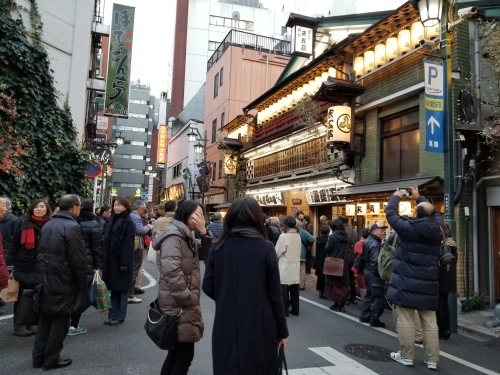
top-left (67, 324), bottom-right (87, 336)
top-left (424, 360), bottom-right (438, 370)
top-left (128, 296), bottom-right (142, 304)
top-left (390, 351), bottom-right (413, 366)
top-left (369, 320), bottom-right (386, 328)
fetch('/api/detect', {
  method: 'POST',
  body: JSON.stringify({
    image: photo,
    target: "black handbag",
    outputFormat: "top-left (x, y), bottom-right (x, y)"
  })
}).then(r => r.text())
top-left (15, 288), bottom-right (39, 326)
top-left (278, 345), bottom-right (288, 375)
top-left (144, 299), bottom-right (182, 350)
top-left (439, 227), bottom-right (456, 269)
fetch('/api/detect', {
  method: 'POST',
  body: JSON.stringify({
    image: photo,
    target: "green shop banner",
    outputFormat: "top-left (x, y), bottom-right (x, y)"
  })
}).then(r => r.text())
top-left (104, 3), bottom-right (135, 118)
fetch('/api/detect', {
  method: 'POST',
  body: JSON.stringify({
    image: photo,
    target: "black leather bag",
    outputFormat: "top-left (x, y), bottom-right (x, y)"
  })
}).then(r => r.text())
top-left (144, 299), bottom-right (181, 350)
top-left (15, 288), bottom-right (39, 326)
top-left (439, 227), bottom-right (456, 269)
top-left (278, 345), bottom-right (288, 375)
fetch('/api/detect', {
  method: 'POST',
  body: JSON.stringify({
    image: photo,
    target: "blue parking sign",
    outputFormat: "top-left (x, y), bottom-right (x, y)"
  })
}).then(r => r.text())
top-left (424, 60), bottom-right (445, 153)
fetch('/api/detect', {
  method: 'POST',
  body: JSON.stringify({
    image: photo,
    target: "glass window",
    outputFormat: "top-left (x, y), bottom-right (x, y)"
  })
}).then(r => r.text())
top-left (219, 160), bottom-right (223, 179)
top-left (220, 67), bottom-right (224, 86)
top-left (214, 73), bottom-right (219, 97)
top-left (212, 119), bottom-right (217, 144)
top-left (221, 112), bottom-right (225, 128)
top-left (172, 163), bottom-right (182, 178)
top-left (212, 162), bottom-right (217, 181)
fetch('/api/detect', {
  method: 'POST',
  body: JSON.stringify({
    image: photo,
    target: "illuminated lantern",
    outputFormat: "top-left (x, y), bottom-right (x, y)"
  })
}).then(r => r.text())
top-left (369, 202), bottom-right (380, 214)
top-left (326, 105), bottom-right (351, 147)
top-left (302, 82), bottom-right (310, 96)
top-left (364, 50), bottom-right (375, 73)
top-left (398, 29), bottom-right (411, 55)
top-left (374, 44), bottom-right (386, 67)
top-left (356, 203), bottom-right (367, 215)
top-left (425, 24), bottom-right (440, 39)
top-left (399, 201), bottom-right (412, 215)
top-left (345, 204), bottom-right (356, 216)
top-left (328, 66), bottom-right (336, 78)
top-left (322, 71), bottom-right (329, 81)
top-left (354, 56), bottom-right (364, 77)
top-left (417, 0), bottom-right (443, 27)
top-left (308, 79), bottom-right (317, 95)
top-left (411, 21), bottom-right (425, 47)
top-left (386, 37), bottom-right (398, 61)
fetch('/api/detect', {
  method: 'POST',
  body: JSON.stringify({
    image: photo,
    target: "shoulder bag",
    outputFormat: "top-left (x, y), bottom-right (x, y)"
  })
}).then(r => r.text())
top-left (323, 242), bottom-right (349, 277)
top-left (144, 298), bottom-right (182, 350)
top-left (439, 227), bottom-right (455, 270)
top-left (279, 345), bottom-right (288, 375)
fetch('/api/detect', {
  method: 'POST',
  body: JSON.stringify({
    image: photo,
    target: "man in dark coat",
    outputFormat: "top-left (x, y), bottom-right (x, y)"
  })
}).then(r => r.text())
top-left (339, 215), bottom-right (359, 305)
top-left (206, 212), bottom-right (223, 241)
top-left (359, 222), bottom-right (387, 327)
top-left (386, 187), bottom-right (442, 370)
top-left (32, 194), bottom-right (87, 371)
top-left (0, 197), bottom-right (20, 258)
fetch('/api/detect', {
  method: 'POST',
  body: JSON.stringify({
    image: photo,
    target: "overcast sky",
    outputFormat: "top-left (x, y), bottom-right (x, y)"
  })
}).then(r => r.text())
top-left (104, 0), bottom-right (407, 98)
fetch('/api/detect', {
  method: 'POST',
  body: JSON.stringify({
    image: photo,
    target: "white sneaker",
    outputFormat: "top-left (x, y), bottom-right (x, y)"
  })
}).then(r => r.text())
top-left (425, 360), bottom-right (438, 370)
top-left (390, 351), bottom-right (413, 366)
top-left (127, 296), bottom-right (142, 304)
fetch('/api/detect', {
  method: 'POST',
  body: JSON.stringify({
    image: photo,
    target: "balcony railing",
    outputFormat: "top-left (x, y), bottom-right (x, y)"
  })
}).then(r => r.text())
top-left (207, 30), bottom-right (291, 71)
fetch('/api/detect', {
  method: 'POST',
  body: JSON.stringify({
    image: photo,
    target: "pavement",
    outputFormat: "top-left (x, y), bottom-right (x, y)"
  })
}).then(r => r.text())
top-left (304, 272), bottom-right (500, 342)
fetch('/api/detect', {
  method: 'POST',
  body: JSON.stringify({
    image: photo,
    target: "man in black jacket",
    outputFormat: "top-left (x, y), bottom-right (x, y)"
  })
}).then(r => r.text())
top-left (32, 194), bottom-right (87, 371)
top-left (359, 221), bottom-right (387, 327)
top-left (0, 197), bottom-right (20, 259)
top-left (386, 187), bottom-right (442, 371)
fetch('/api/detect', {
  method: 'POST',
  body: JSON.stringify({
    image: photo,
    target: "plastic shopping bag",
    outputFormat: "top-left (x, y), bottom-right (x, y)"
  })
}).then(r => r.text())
top-left (0, 276), bottom-right (19, 302)
top-left (89, 270), bottom-right (111, 312)
top-left (147, 243), bottom-right (156, 264)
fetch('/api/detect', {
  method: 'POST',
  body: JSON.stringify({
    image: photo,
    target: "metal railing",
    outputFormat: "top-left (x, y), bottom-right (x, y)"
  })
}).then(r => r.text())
top-left (207, 30), bottom-right (291, 71)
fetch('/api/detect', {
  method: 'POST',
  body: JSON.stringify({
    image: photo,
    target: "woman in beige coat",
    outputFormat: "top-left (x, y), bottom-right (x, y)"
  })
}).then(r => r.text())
top-left (152, 200), bottom-right (212, 375)
top-left (275, 216), bottom-right (302, 316)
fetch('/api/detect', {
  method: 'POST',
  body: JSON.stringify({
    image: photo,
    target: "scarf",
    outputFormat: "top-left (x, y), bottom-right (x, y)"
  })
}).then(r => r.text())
top-left (229, 227), bottom-right (263, 238)
top-left (20, 215), bottom-right (49, 250)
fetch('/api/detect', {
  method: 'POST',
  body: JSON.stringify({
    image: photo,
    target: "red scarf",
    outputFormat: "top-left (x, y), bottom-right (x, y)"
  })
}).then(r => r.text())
top-left (20, 215), bottom-right (49, 250)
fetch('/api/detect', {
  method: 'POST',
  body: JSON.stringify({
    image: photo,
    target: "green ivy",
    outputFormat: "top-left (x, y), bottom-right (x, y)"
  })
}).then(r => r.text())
top-left (0, 0), bottom-right (92, 215)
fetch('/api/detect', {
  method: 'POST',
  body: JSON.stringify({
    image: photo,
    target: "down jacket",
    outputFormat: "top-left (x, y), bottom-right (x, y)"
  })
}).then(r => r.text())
top-left (324, 230), bottom-right (350, 287)
top-left (79, 211), bottom-right (103, 279)
top-left (386, 195), bottom-right (443, 311)
top-left (153, 219), bottom-right (212, 343)
top-left (35, 211), bottom-right (87, 316)
top-left (275, 229), bottom-right (301, 285)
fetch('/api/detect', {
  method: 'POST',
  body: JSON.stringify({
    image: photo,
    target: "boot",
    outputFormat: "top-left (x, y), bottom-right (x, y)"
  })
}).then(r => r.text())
top-left (13, 324), bottom-right (34, 337)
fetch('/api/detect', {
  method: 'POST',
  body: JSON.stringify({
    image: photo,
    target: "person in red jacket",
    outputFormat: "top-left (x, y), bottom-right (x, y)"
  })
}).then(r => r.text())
top-left (0, 198), bottom-right (9, 292)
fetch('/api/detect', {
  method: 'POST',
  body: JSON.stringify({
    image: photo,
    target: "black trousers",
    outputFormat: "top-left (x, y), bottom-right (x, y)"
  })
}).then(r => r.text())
top-left (348, 269), bottom-right (357, 301)
top-left (359, 273), bottom-right (385, 322)
top-left (281, 284), bottom-right (299, 316)
top-left (128, 249), bottom-right (143, 296)
top-left (32, 313), bottom-right (70, 367)
top-left (437, 292), bottom-right (450, 334)
top-left (161, 342), bottom-right (195, 375)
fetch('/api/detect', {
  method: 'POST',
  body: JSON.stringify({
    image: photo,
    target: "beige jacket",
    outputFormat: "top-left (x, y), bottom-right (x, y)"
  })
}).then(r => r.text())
top-left (275, 229), bottom-right (301, 285)
top-left (152, 220), bottom-right (212, 342)
top-left (152, 212), bottom-right (175, 237)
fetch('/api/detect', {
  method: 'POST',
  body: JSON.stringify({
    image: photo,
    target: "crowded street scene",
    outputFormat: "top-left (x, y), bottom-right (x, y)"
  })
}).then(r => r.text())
top-left (1, 0), bottom-right (500, 374)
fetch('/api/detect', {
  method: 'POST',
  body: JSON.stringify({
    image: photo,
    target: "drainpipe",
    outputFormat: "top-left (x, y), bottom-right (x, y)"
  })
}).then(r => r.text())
top-left (453, 132), bottom-right (467, 206)
top-left (264, 54), bottom-right (269, 90)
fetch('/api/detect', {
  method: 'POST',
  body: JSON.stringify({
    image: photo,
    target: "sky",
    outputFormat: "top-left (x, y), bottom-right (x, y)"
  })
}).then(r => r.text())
top-left (103, 0), bottom-right (407, 98)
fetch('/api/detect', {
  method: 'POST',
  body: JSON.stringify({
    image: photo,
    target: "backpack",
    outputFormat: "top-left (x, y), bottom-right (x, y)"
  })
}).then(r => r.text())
top-left (377, 233), bottom-right (398, 281)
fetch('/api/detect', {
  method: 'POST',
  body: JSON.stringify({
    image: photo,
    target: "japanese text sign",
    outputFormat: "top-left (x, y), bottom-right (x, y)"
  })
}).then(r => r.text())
top-left (291, 26), bottom-right (313, 57)
top-left (424, 60), bottom-right (444, 153)
top-left (157, 125), bottom-right (167, 164)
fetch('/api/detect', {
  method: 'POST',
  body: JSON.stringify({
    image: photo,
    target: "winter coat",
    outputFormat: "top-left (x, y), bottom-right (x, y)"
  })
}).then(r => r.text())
top-left (131, 210), bottom-right (150, 249)
top-left (314, 233), bottom-right (329, 278)
top-left (0, 235), bottom-right (9, 290)
top-left (206, 221), bottom-right (223, 241)
top-left (35, 211), bottom-right (87, 317)
top-left (102, 211), bottom-right (135, 292)
top-left (0, 212), bottom-right (20, 255)
top-left (96, 214), bottom-right (109, 236)
top-left (7, 217), bottom-right (47, 285)
top-left (275, 229), bottom-right (301, 285)
top-left (299, 229), bottom-right (315, 260)
top-left (344, 224), bottom-right (358, 266)
top-left (152, 212), bottom-right (174, 237)
top-left (324, 230), bottom-right (350, 287)
top-left (362, 234), bottom-right (384, 288)
top-left (439, 239), bottom-right (457, 294)
top-left (79, 211), bottom-right (103, 279)
top-left (386, 195), bottom-right (443, 311)
top-left (202, 235), bottom-right (289, 375)
top-left (153, 219), bottom-right (212, 343)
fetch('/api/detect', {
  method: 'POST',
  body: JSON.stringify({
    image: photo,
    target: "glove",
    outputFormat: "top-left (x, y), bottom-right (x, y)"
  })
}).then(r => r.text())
top-left (119, 265), bottom-right (127, 272)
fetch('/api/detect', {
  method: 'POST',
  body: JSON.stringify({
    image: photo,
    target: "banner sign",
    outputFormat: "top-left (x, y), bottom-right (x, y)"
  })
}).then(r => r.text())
top-left (104, 4), bottom-right (135, 118)
top-left (157, 125), bottom-right (167, 164)
top-left (86, 148), bottom-right (112, 165)
top-left (251, 192), bottom-right (284, 206)
top-left (97, 116), bottom-right (108, 130)
top-left (223, 155), bottom-right (236, 175)
top-left (424, 60), bottom-right (445, 153)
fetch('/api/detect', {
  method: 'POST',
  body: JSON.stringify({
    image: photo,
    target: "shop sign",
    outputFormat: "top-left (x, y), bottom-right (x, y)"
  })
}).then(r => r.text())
top-left (326, 106), bottom-right (351, 147)
top-left (223, 155), bottom-right (236, 175)
top-left (424, 60), bottom-right (444, 153)
top-left (306, 187), bottom-right (345, 205)
top-left (291, 26), bottom-right (313, 57)
top-left (157, 124), bottom-right (167, 164)
top-left (252, 192), bottom-right (284, 206)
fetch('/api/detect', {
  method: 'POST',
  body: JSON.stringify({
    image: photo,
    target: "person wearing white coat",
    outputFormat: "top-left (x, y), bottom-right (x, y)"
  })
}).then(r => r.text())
top-left (275, 216), bottom-right (302, 316)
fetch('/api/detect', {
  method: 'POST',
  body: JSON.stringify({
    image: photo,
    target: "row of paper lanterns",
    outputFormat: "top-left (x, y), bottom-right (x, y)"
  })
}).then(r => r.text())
top-left (345, 201), bottom-right (412, 216)
top-left (354, 21), bottom-right (439, 77)
top-left (257, 67), bottom-right (338, 125)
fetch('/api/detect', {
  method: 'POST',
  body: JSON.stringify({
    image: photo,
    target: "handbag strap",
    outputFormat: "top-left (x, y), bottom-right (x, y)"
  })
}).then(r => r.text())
top-left (279, 346), bottom-right (288, 375)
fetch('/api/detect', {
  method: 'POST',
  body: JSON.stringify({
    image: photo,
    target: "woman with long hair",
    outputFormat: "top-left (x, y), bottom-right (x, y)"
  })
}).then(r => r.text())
top-left (202, 197), bottom-right (288, 375)
top-left (7, 199), bottom-right (52, 336)
top-left (101, 197), bottom-right (135, 325)
top-left (315, 224), bottom-right (331, 299)
top-left (153, 200), bottom-right (212, 375)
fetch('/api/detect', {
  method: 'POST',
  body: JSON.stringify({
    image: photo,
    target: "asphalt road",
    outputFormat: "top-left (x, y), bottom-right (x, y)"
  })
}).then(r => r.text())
top-left (1, 261), bottom-right (499, 375)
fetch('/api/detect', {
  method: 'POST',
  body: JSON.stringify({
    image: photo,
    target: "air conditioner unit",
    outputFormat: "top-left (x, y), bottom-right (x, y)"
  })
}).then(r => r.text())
top-left (232, 11), bottom-right (240, 21)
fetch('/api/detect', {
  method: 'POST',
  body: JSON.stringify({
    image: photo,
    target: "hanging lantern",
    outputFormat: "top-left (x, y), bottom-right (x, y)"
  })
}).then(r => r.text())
top-left (328, 66), bottom-right (336, 78)
top-left (356, 203), bottom-right (367, 216)
top-left (354, 56), bottom-right (364, 77)
top-left (308, 79), bottom-right (317, 95)
top-left (417, 0), bottom-right (443, 27)
top-left (411, 21), bottom-right (425, 47)
top-left (345, 204), bottom-right (356, 216)
top-left (425, 23), bottom-right (440, 39)
top-left (374, 44), bottom-right (386, 67)
top-left (325, 105), bottom-right (351, 147)
top-left (369, 202), bottom-right (380, 214)
top-left (399, 201), bottom-right (412, 215)
top-left (364, 50), bottom-right (375, 73)
top-left (398, 29), bottom-right (411, 55)
top-left (302, 82), bottom-right (310, 96)
top-left (321, 71), bottom-right (329, 81)
top-left (386, 37), bottom-right (398, 61)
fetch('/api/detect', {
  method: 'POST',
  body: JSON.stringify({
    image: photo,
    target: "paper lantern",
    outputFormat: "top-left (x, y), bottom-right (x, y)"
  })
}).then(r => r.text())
top-left (328, 66), bottom-right (336, 78)
top-left (354, 56), bottom-right (364, 77)
top-left (369, 202), bottom-right (380, 214)
top-left (398, 29), bottom-right (411, 55)
top-left (364, 50), bottom-right (375, 73)
top-left (345, 204), bottom-right (356, 216)
top-left (326, 106), bottom-right (351, 146)
top-left (322, 71), bottom-right (329, 81)
top-left (374, 44), bottom-right (386, 67)
top-left (411, 21), bottom-right (425, 47)
top-left (426, 24), bottom-right (440, 39)
top-left (386, 37), bottom-right (398, 61)
top-left (308, 79), bottom-right (317, 95)
top-left (399, 201), bottom-right (412, 215)
top-left (356, 203), bottom-right (367, 215)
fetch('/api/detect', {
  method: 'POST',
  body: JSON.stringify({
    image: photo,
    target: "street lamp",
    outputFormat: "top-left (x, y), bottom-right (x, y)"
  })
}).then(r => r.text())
top-left (187, 127), bottom-right (208, 217)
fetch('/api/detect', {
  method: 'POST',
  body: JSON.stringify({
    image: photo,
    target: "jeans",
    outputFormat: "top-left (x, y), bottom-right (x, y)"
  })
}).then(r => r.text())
top-left (128, 249), bottom-right (143, 296)
top-left (161, 342), bottom-right (195, 375)
top-left (437, 292), bottom-right (450, 335)
top-left (359, 272), bottom-right (385, 322)
top-left (32, 313), bottom-right (70, 367)
top-left (108, 291), bottom-right (128, 320)
top-left (396, 306), bottom-right (439, 362)
top-left (281, 284), bottom-right (299, 316)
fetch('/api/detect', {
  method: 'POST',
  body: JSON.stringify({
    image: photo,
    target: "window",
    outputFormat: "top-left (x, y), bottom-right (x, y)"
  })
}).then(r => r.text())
top-left (219, 160), bottom-right (223, 179)
top-left (220, 67), bottom-right (224, 86)
top-left (212, 119), bottom-right (217, 143)
top-left (220, 112), bottom-right (225, 129)
top-left (212, 162), bottom-right (217, 181)
top-left (381, 109), bottom-right (420, 181)
top-left (214, 73), bottom-right (219, 97)
top-left (172, 163), bottom-right (182, 178)
top-left (208, 41), bottom-right (220, 51)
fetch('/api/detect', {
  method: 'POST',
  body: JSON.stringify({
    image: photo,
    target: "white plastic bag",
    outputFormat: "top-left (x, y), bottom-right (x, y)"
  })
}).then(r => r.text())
top-left (147, 243), bottom-right (156, 264)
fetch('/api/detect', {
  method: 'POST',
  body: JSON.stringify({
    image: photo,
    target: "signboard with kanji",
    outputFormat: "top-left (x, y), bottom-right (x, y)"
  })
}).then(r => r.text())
top-left (157, 124), bottom-right (167, 165)
top-left (291, 26), bottom-right (313, 57)
top-left (104, 4), bottom-right (135, 118)
top-left (424, 60), bottom-right (445, 153)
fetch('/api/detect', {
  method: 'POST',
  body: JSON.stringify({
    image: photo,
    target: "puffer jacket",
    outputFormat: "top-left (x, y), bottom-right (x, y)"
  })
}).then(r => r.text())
top-left (79, 211), bottom-right (103, 279)
top-left (386, 195), bottom-right (443, 311)
top-left (275, 229), bottom-right (301, 285)
top-left (153, 219), bottom-right (212, 343)
top-left (362, 233), bottom-right (385, 288)
top-left (35, 211), bottom-right (87, 316)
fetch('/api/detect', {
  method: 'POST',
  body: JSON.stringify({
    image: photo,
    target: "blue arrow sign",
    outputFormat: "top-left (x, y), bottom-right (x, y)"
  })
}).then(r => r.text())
top-left (424, 60), bottom-right (445, 153)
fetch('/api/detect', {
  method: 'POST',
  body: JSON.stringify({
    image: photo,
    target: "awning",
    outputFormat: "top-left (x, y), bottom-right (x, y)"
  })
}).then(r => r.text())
top-left (334, 177), bottom-right (443, 197)
top-left (212, 202), bottom-right (232, 210)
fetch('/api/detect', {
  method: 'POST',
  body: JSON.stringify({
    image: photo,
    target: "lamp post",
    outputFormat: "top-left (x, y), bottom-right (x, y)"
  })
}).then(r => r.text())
top-left (187, 128), bottom-right (208, 217)
top-left (414, 0), bottom-right (457, 333)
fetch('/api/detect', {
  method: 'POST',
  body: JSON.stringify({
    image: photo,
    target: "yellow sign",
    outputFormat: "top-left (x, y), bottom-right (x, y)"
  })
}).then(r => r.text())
top-left (135, 189), bottom-right (141, 195)
top-left (425, 97), bottom-right (444, 111)
top-left (111, 188), bottom-right (117, 196)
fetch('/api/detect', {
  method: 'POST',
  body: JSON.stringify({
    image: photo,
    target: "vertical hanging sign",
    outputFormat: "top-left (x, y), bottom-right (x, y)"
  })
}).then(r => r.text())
top-left (424, 60), bottom-right (445, 153)
top-left (104, 4), bottom-right (135, 118)
top-left (157, 125), bottom-right (167, 165)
